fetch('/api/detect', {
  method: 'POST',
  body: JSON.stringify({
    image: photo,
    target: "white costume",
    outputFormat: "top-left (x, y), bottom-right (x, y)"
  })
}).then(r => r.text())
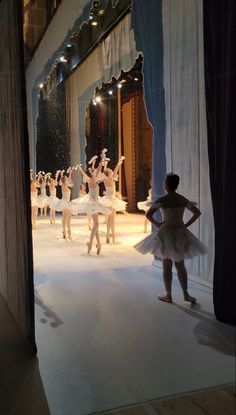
top-left (37, 187), bottom-right (49, 208)
top-left (135, 202), bottom-right (207, 262)
top-left (101, 183), bottom-right (127, 211)
top-left (53, 190), bottom-right (72, 212)
top-left (72, 184), bottom-right (111, 215)
top-left (48, 188), bottom-right (59, 209)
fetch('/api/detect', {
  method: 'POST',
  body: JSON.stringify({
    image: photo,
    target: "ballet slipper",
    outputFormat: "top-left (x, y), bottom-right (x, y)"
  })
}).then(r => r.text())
top-left (87, 242), bottom-right (92, 254)
top-left (96, 244), bottom-right (101, 255)
top-left (158, 294), bottom-right (172, 303)
top-left (184, 293), bottom-right (197, 303)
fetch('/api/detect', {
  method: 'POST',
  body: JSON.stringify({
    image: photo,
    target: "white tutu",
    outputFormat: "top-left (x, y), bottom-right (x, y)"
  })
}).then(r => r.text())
top-left (48, 190), bottom-right (59, 209)
top-left (52, 190), bottom-right (72, 212)
top-left (134, 206), bottom-right (207, 262)
top-left (137, 195), bottom-right (152, 212)
top-left (37, 193), bottom-right (49, 208)
top-left (72, 185), bottom-right (111, 215)
top-left (101, 186), bottom-right (127, 212)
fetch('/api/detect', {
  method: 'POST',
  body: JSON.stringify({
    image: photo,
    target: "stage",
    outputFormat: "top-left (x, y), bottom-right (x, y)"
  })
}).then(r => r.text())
top-left (33, 213), bottom-right (235, 415)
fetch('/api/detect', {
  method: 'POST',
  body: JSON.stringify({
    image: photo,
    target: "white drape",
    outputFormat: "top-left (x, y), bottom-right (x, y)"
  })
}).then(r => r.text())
top-left (163, 0), bottom-right (214, 283)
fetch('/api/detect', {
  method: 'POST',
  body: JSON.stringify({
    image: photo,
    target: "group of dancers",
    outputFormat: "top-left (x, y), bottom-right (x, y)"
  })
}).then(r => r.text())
top-left (31, 150), bottom-right (207, 303)
top-left (30, 149), bottom-right (128, 255)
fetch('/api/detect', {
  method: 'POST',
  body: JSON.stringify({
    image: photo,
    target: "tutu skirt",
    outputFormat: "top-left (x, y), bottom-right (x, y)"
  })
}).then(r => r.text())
top-left (37, 194), bottom-right (49, 208)
top-left (101, 195), bottom-right (127, 212)
top-left (134, 223), bottom-right (207, 262)
top-left (72, 197), bottom-right (111, 215)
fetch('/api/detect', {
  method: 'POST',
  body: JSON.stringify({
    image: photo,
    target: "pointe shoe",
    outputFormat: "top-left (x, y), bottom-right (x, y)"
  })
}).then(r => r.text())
top-left (96, 244), bottom-right (101, 255)
top-left (62, 231), bottom-right (66, 239)
top-left (68, 232), bottom-right (72, 240)
top-left (158, 294), bottom-right (172, 303)
top-left (87, 242), bottom-right (92, 254)
top-left (106, 235), bottom-right (110, 244)
top-left (88, 223), bottom-right (92, 231)
top-left (184, 293), bottom-right (197, 303)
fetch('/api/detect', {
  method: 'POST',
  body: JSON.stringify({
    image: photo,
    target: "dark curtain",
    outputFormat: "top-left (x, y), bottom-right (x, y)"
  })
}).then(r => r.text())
top-left (0, 0), bottom-right (36, 350)
top-left (203, 0), bottom-right (236, 325)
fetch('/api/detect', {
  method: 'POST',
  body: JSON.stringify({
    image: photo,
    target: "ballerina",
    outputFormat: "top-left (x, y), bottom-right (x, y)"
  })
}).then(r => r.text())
top-left (30, 170), bottom-right (39, 230)
top-left (37, 171), bottom-right (49, 218)
top-left (137, 186), bottom-right (152, 233)
top-left (134, 173), bottom-right (207, 303)
top-left (71, 183), bottom-right (92, 230)
top-left (46, 171), bottom-right (59, 224)
top-left (75, 153), bottom-right (111, 255)
top-left (53, 168), bottom-right (74, 239)
top-left (101, 155), bottom-right (127, 244)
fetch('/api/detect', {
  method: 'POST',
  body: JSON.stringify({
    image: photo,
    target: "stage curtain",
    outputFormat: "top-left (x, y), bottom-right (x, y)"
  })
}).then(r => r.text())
top-left (203, 0), bottom-right (236, 325)
top-left (132, 0), bottom-right (214, 283)
top-left (0, 0), bottom-right (36, 350)
top-left (161, 0), bottom-right (214, 283)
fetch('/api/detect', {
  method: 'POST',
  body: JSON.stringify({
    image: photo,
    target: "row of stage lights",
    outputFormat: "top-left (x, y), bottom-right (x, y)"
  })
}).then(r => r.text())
top-left (91, 77), bottom-right (139, 105)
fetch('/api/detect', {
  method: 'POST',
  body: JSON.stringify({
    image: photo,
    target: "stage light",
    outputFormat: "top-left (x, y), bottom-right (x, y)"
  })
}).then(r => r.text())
top-left (121, 79), bottom-right (127, 83)
top-left (134, 77), bottom-right (139, 81)
top-left (67, 44), bottom-right (72, 48)
top-left (117, 82), bottom-right (122, 89)
top-left (91, 20), bottom-right (98, 26)
top-left (60, 56), bottom-right (67, 62)
top-left (95, 95), bottom-right (101, 103)
top-left (108, 89), bottom-right (113, 95)
top-left (39, 83), bottom-right (44, 88)
top-left (92, 99), bottom-right (97, 106)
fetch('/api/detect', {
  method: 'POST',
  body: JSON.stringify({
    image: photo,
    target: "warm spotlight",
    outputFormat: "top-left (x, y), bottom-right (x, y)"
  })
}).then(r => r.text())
top-left (95, 95), bottom-right (102, 103)
top-left (108, 89), bottom-right (113, 95)
top-left (91, 20), bottom-right (98, 26)
top-left (39, 83), bottom-right (44, 88)
top-left (117, 82), bottom-right (122, 89)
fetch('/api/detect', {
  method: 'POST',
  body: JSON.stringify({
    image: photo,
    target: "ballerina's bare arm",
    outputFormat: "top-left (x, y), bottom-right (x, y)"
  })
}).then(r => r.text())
top-left (146, 202), bottom-right (164, 228)
top-left (76, 164), bottom-right (89, 182)
top-left (185, 202), bottom-right (201, 227)
top-left (113, 156), bottom-right (125, 178)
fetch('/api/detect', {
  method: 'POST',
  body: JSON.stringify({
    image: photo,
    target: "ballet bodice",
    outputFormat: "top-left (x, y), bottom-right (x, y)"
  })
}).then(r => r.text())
top-left (160, 207), bottom-right (185, 226)
top-left (89, 185), bottom-right (99, 202)
top-left (41, 187), bottom-right (46, 195)
top-left (62, 190), bottom-right (71, 202)
top-left (50, 189), bottom-right (57, 197)
top-left (105, 183), bottom-right (116, 197)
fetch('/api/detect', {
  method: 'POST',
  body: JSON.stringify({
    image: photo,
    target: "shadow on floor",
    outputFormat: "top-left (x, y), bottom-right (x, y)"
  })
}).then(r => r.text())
top-left (175, 302), bottom-right (236, 356)
top-left (0, 295), bottom-right (51, 415)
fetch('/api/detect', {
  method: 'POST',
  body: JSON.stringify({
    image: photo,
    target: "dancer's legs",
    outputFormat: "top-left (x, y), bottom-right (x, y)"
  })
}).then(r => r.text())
top-left (50, 208), bottom-right (56, 223)
top-left (110, 210), bottom-right (116, 243)
top-left (106, 214), bottom-right (111, 243)
top-left (32, 206), bottom-right (38, 229)
top-left (62, 210), bottom-right (66, 238)
top-left (158, 258), bottom-right (173, 302)
top-left (67, 210), bottom-right (72, 238)
top-left (88, 214), bottom-right (100, 254)
top-left (174, 260), bottom-right (197, 303)
top-left (87, 215), bottom-right (92, 230)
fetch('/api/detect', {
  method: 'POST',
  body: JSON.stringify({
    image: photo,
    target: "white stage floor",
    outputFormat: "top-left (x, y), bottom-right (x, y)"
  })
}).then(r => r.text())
top-left (33, 213), bottom-right (235, 415)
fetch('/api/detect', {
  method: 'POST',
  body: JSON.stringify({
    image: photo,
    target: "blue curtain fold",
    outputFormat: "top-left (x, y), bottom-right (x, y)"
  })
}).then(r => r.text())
top-left (131, 0), bottom-right (166, 200)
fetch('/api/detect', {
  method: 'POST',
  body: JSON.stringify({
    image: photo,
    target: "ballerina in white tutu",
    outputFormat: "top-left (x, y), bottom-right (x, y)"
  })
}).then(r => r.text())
top-left (135, 173), bottom-right (207, 304)
top-left (46, 172), bottom-right (59, 224)
top-left (54, 168), bottom-right (73, 239)
top-left (137, 186), bottom-right (152, 233)
top-left (30, 170), bottom-right (39, 230)
top-left (101, 155), bottom-right (127, 244)
top-left (36, 172), bottom-right (49, 218)
top-left (76, 154), bottom-right (111, 255)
